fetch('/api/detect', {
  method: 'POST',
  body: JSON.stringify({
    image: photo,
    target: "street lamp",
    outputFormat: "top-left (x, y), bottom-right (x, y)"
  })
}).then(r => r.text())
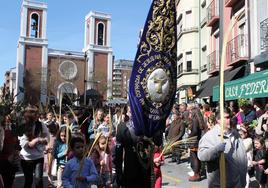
top-left (84, 52), bottom-right (88, 105)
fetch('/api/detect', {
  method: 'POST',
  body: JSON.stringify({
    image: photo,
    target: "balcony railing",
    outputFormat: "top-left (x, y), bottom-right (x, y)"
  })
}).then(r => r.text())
top-left (207, 51), bottom-right (219, 74)
top-left (207, 0), bottom-right (219, 26)
top-left (225, 0), bottom-right (239, 7)
top-left (260, 18), bottom-right (268, 51)
top-left (226, 34), bottom-right (248, 65)
top-left (178, 26), bottom-right (199, 38)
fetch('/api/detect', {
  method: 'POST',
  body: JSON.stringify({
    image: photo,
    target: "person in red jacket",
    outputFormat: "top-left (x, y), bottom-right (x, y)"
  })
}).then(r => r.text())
top-left (153, 145), bottom-right (164, 188)
top-left (0, 115), bottom-right (20, 188)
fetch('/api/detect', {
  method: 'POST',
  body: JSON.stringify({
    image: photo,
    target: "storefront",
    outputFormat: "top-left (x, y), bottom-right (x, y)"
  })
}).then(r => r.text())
top-left (213, 70), bottom-right (268, 101)
top-left (195, 66), bottom-right (245, 103)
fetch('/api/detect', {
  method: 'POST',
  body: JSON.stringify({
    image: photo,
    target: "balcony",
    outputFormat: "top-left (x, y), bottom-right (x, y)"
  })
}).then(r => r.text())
top-left (207, 0), bottom-right (219, 27)
top-left (260, 18), bottom-right (268, 52)
top-left (225, 0), bottom-right (239, 7)
top-left (177, 69), bottom-right (199, 77)
top-left (177, 26), bottom-right (199, 39)
top-left (207, 51), bottom-right (219, 74)
top-left (226, 34), bottom-right (248, 66)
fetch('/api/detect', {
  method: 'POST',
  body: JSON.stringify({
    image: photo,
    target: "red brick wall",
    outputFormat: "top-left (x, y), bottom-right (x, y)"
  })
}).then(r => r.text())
top-left (24, 45), bottom-right (42, 105)
top-left (94, 53), bottom-right (108, 99)
top-left (27, 9), bottom-right (43, 38)
top-left (47, 56), bottom-right (86, 100)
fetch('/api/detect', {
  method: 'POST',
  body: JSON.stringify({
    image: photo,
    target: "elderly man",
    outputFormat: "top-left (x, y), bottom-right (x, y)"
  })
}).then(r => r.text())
top-left (198, 107), bottom-right (247, 188)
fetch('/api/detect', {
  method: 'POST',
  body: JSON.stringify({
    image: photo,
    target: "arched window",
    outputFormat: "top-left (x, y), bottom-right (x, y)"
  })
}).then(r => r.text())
top-left (30, 13), bottom-right (39, 38)
top-left (97, 23), bottom-right (104, 45)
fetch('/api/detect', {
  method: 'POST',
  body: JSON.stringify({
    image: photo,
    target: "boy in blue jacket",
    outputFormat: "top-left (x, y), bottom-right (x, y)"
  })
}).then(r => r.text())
top-left (62, 137), bottom-right (98, 188)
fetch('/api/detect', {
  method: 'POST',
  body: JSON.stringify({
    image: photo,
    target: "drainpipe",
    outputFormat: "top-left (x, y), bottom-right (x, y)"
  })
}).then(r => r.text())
top-left (246, 0), bottom-right (252, 75)
top-left (199, 0), bottom-right (201, 86)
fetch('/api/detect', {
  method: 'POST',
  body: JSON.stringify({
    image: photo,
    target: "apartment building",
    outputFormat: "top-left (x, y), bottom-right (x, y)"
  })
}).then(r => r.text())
top-left (176, 0), bottom-right (200, 103)
top-left (112, 59), bottom-right (133, 99)
top-left (3, 68), bottom-right (16, 96)
top-left (196, 0), bottom-right (249, 103)
top-left (251, 0), bottom-right (268, 71)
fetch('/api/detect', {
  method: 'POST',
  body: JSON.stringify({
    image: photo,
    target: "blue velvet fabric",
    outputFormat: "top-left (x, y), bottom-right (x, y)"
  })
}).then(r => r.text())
top-left (128, 0), bottom-right (177, 138)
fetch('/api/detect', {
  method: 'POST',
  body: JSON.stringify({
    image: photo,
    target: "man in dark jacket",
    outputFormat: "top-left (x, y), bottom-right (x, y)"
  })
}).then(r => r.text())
top-left (167, 111), bottom-right (185, 163)
top-left (114, 122), bottom-right (152, 188)
top-left (114, 109), bottom-right (152, 188)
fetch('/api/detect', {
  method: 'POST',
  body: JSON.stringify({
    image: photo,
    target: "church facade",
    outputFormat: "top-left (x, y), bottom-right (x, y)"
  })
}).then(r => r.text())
top-left (15, 0), bottom-right (113, 105)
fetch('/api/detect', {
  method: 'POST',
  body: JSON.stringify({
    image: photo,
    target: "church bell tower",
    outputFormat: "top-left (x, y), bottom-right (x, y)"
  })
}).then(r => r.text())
top-left (83, 11), bottom-right (113, 100)
top-left (15, 0), bottom-right (48, 105)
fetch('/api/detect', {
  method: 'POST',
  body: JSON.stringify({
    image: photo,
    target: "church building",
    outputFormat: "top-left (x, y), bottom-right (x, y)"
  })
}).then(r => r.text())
top-left (15, 0), bottom-right (113, 105)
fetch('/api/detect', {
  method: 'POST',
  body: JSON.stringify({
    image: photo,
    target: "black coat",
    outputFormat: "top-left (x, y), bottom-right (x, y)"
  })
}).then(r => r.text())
top-left (114, 121), bottom-right (151, 188)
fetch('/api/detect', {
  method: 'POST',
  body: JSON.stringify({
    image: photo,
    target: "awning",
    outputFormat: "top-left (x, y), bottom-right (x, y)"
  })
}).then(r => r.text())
top-left (195, 76), bottom-right (218, 98)
top-left (213, 69), bottom-right (268, 101)
top-left (195, 66), bottom-right (245, 98)
top-left (254, 51), bottom-right (268, 66)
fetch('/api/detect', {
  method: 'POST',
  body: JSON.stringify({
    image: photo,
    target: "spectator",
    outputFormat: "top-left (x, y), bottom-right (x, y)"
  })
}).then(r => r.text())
top-left (198, 107), bottom-right (247, 188)
top-left (167, 111), bottom-right (185, 163)
top-left (0, 115), bottom-right (20, 188)
top-left (19, 106), bottom-right (50, 188)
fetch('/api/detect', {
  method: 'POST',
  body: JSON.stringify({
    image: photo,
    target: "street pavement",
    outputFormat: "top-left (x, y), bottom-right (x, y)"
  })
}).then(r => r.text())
top-left (162, 157), bottom-right (207, 188)
top-left (13, 157), bottom-right (207, 188)
top-left (13, 157), bottom-right (259, 188)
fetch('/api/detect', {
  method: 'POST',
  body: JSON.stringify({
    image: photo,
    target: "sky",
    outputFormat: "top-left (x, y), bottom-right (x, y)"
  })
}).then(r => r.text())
top-left (0, 0), bottom-right (151, 85)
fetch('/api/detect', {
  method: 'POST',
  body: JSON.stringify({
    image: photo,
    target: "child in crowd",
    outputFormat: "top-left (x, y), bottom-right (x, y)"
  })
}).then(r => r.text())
top-left (90, 135), bottom-right (112, 188)
top-left (252, 137), bottom-right (267, 188)
top-left (53, 126), bottom-right (70, 188)
top-left (153, 145), bottom-right (164, 188)
top-left (97, 113), bottom-right (111, 136)
top-left (46, 120), bottom-right (58, 187)
top-left (239, 126), bottom-right (253, 188)
top-left (63, 113), bottom-right (79, 135)
top-left (62, 137), bottom-right (98, 188)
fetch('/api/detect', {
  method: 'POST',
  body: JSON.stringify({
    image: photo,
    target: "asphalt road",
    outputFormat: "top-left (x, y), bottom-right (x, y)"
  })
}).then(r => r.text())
top-left (161, 157), bottom-right (207, 188)
top-left (12, 157), bottom-right (259, 188)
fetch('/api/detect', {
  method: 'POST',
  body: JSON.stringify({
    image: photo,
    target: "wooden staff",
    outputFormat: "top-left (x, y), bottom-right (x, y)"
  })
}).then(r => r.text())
top-left (51, 106), bottom-right (59, 125)
top-left (59, 91), bottom-right (63, 127)
top-left (93, 108), bottom-right (96, 136)
top-left (219, 11), bottom-right (244, 188)
top-left (103, 108), bottom-right (113, 158)
top-left (66, 105), bottom-right (78, 123)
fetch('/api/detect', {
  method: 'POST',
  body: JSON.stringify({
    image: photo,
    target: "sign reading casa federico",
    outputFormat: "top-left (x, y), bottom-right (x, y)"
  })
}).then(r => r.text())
top-left (213, 70), bottom-right (268, 101)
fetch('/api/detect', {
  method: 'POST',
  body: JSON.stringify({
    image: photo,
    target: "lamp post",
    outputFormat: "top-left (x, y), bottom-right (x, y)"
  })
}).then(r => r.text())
top-left (84, 52), bottom-right (87, 105)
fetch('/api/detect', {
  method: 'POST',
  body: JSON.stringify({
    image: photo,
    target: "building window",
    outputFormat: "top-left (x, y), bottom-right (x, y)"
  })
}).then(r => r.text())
top-left (177, 63), bottom-right (183, 75)
top-left (186, 51), bottom-right (192, 72)
top-left (186, 61), bottom-right (192, 72)
top-left (201, 0), bottom-right (206, 8)
top-left (177, 14), bottom-right (183, 34)
top-left (177, 54), bottom-right (183, 75)
top-left (30, 13), bottom-right (39, 38)
top-left (185, 10), bottom-right (192, 28)
top-left (97, 23), bottom-right (104, 45)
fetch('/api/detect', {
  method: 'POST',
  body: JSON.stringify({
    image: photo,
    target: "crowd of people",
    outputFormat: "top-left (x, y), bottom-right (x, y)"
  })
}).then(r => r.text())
top-left (0, 99), bottom-right (268, 188)
top-left (166, 100), bottom-right (268, 188)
